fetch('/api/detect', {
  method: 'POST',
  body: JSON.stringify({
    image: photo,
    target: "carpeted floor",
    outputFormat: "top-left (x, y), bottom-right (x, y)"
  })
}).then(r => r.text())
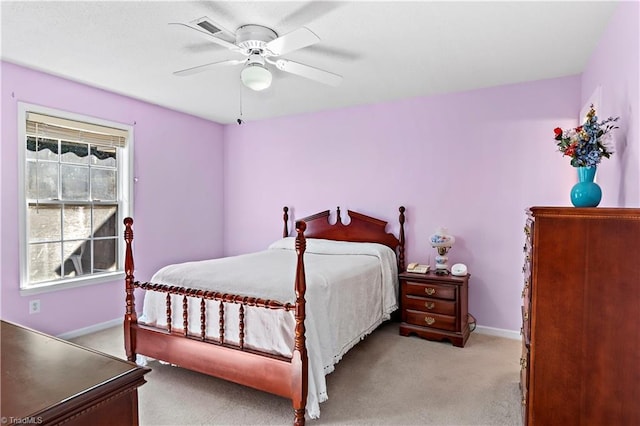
top-left (70, 322), bottom-right (522, 425)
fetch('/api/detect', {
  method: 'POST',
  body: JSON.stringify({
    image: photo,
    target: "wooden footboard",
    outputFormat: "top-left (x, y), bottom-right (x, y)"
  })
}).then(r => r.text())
top-left (123, 218), bottom-right (308, 425)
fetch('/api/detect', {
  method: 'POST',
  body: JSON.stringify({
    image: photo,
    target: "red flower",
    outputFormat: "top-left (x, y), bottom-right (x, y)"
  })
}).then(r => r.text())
top-left (554, 127), bottom-right (563, 140)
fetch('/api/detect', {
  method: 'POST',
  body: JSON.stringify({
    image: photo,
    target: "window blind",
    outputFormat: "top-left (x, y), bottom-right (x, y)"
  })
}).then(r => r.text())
top-left (26, 112), bottom-right (128, 148)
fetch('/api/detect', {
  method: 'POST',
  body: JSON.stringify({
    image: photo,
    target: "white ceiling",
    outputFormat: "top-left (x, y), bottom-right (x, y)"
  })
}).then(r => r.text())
top-left (1, 1), bottom-right (618, 124)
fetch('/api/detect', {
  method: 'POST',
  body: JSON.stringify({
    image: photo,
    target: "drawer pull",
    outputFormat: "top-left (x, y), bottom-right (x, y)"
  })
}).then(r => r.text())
top-left (425, 288), bottom-right (436, 296)
top-left (425, 316), bottom-right (435, 325)
top-left (425, 302), bottom-right (435, 310)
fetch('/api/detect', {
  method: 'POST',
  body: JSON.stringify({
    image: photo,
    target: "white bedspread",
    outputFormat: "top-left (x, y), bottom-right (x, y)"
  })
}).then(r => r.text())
top-left (139, 237), bottom-right (398, 419)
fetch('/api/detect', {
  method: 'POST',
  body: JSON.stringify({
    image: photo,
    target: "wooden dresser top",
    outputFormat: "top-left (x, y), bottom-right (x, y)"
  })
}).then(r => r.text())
top-left (1, 320), bottom-right (148, 420)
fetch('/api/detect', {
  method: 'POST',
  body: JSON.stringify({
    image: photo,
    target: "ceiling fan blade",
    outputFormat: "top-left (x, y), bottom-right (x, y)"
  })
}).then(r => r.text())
top-left (266, 27), bottom-right (320, 56)
top-left (275, 59), bottom-right (342, 87)
top-left (169, 22), bottom-right (242, 53)
top-left (174, 59), bottom-right (244, 77)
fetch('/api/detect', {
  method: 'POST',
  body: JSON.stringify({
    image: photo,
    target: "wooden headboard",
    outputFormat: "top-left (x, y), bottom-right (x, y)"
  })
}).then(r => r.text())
top-left (282, 206), bottom-right (406, 270)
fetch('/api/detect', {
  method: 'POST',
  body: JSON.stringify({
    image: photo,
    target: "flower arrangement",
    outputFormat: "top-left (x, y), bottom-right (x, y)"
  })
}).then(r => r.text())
top-left (554, 105), bottom-right (619, 167)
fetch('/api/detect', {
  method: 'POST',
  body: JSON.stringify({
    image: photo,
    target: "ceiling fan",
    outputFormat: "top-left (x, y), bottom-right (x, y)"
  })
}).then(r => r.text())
top-left (171, 17), bottom-right (343, 91)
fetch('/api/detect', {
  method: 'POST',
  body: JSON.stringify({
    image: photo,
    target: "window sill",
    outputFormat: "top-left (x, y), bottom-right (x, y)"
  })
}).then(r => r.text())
top-left (20, 271), bottom-right (125, 296)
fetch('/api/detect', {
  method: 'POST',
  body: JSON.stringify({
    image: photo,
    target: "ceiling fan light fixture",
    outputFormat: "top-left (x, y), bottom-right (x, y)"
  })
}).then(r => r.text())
top-left (241, 63), bottom-right (272, 91)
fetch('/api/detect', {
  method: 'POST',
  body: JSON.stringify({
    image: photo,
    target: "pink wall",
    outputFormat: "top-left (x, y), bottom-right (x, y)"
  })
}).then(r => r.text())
top-left (581, 0), bottom-right (639, 206)
top-left (222, 2), bottom-right (639, 333)
top-left (1, 62), bottom-right (225, 336)
top-left (223, 75), bottom-right (582, 332)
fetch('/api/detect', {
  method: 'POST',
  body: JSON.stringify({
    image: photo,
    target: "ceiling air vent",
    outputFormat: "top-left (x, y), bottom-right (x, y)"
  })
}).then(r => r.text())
top-left (194, 17), bottom-right (223, 35)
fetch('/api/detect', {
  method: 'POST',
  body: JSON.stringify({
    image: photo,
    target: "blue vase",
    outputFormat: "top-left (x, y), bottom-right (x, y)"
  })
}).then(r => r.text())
top-left (570, 166), bottom-right (602, 207)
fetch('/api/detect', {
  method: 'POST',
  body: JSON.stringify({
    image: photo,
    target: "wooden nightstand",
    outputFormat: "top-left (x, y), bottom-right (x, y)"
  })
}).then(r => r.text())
top-left (399, 271), bottom-right (470, 347)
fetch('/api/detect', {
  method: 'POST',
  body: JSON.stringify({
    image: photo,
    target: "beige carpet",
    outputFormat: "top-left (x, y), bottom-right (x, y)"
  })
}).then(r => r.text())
top-left (70, 322), bottom-right (521, 425)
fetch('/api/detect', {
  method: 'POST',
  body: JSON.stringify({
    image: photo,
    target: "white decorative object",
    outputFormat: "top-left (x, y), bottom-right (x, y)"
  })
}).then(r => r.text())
top-left (430, 227), bottom-right (455, 275)
top-left (451, 263), bottom-right (468, 276)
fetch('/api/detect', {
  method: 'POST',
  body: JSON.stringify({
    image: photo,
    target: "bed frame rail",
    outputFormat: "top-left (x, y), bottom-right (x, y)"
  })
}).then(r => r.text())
top-left (133, 282), bottom-right (295, 346)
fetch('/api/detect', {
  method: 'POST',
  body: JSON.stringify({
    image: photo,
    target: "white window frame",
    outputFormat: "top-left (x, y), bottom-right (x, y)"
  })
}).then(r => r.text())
top-left (18, 102), bottom-right (134, 295)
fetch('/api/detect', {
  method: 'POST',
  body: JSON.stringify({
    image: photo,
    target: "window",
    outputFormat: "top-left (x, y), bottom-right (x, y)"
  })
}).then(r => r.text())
top-left (19, 104), bottom-right (133, 293)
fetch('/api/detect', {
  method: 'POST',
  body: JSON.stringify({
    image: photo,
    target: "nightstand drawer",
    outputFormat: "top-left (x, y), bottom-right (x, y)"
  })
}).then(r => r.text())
top-left (405, 309), bottom-right (457, 331)
top-left (404, 281), bottom-right (455, 300)
top-left (404, 295), bottom-right (456, 316)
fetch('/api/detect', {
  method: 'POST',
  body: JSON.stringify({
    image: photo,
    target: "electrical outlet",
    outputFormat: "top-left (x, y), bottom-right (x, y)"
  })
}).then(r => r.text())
top-left (29, 299), bottom-right (41, 314)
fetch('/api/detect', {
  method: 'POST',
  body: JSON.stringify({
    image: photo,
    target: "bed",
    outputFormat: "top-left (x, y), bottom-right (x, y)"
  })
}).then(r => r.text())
top-left (123, 206), bottom-right (406, 425)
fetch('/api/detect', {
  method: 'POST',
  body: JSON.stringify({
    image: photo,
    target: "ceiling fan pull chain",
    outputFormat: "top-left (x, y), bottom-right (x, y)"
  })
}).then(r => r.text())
top-left (237, 83), bottom-right (244, 125)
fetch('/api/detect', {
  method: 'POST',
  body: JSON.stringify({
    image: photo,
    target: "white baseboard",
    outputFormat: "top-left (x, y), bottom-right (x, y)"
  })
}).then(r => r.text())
top-left (475, 324), bottom-right (520, 340)
top-left (56, 317), bottom-right (521, 341)
top-left (57, 317), bottom-right (121, 340)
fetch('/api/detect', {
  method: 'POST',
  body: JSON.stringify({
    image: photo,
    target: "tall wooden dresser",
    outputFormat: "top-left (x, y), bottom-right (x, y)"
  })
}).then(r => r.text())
top-left (520, 207), bottom-right (640, 425)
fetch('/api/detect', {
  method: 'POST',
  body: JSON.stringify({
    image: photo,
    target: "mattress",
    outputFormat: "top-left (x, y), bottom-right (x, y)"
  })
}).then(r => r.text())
top-left (139, 237), bottom-right (398, 419)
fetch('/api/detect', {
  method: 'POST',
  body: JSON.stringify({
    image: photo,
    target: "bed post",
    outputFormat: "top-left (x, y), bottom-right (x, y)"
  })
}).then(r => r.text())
top-left (123, 217), bottom-right (137, 362)
top-left (292, 220), bottom-right (308, 426)
top-left (398, 206), bottom-right (406, 272)
top-left (283, 206), bottom-right (289, 238)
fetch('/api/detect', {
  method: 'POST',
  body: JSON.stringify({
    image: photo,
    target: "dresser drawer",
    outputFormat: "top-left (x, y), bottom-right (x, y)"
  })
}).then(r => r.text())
top-left (404, 281), bottom-right (456, 300)
top-left (521, 330), bottom-right (530, 426)
top-left (522, 218), bottom-right (533, 286)
top-left (404, 295), bottom-right (456, 316)
top-left (520, 338), bottom-right (529, 392)
top-left (521, 305), bottom-right (530, 346)
top-left (521, 277), bottom-right (530, 302)
top-left (405, 309), bottom-right (457, 331)
top-left (521, 388), bottom-right (528, 426)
